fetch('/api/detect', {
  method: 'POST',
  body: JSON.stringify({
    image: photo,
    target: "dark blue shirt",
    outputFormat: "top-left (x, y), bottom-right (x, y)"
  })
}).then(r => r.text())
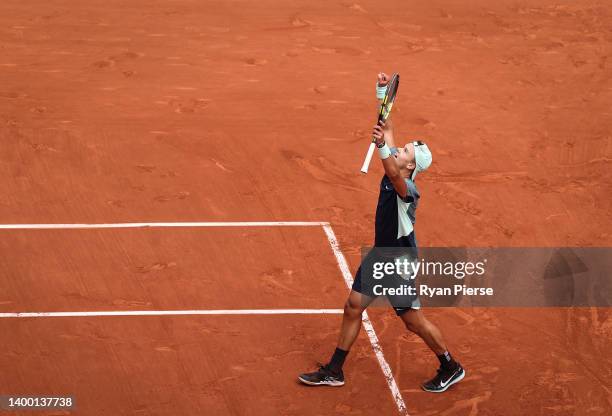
top-left (374, 175), bottom-right (420, 247)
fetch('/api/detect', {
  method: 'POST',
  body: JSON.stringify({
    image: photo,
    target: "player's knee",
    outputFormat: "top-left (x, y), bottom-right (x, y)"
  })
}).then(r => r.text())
top-left (344, 297), bottom-right (363, 319)
top-left (403, 317), bottom-right (424, 335)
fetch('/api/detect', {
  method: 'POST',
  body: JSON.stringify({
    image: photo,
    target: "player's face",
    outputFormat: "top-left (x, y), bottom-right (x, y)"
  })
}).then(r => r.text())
top-left (395, 143), bottom-right (416, 170)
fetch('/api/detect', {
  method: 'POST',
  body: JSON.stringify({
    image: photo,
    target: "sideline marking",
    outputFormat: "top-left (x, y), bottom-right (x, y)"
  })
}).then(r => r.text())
top-left (323, 224), bottom-right (408, 415)
top-left (0, 221), bottom-right (328, 230)
top-left (0, 309), bottom-right (343, 318)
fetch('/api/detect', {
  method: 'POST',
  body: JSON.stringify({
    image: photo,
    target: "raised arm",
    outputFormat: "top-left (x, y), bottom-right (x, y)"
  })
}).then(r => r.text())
top-left (373, 121), bottom-right (407, 199)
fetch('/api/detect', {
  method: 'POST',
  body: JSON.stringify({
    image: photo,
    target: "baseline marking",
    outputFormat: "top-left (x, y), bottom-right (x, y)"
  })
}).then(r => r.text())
top-left (323, 224), bottom-right (408, 415)
top-left (0, 309), bottom-right (343, 318)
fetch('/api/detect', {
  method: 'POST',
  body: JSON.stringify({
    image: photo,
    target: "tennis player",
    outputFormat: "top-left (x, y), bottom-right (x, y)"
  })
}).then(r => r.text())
top-left (298, 73), bottom-right (465, 393)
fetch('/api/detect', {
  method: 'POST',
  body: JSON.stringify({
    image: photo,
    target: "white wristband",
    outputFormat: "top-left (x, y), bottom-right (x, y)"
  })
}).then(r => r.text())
top-left (376, 83), bottom-right (387, 100)
top-left (378, 143), bottom-right (391, 159)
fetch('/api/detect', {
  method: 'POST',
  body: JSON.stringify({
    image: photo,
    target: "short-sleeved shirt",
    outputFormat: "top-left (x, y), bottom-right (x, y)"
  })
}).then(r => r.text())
top-left (374, 174), bottom-right (420, 247)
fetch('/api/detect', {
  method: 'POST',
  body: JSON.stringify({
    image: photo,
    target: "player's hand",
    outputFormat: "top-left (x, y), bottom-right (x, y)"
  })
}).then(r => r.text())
top-left (377, 72), bottom-right (390, 87)
top-left (373, 122), bottom-right (385, 146)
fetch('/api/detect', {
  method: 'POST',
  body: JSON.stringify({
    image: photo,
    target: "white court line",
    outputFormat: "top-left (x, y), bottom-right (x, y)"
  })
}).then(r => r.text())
top-left (0, 309), bottom-right (343, 318)
top-left (0, 221), bottom-right (328, 230)
top-left (323, 224), bottom-right (408, 415)
top-left (0, 220), bottom-right (407, 414)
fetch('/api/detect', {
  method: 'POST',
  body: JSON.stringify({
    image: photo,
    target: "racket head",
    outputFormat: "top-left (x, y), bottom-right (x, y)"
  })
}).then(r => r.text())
top-left (378, 73), bottom-right (400, 123)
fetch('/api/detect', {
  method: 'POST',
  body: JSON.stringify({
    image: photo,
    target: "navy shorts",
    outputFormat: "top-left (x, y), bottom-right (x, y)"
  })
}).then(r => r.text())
top-left (351, 262), bottom-right (421, 316)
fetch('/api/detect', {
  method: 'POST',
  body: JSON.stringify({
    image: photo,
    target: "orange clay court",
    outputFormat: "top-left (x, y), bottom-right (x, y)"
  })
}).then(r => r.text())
top-left (0, 0), bottom-right (610, 415)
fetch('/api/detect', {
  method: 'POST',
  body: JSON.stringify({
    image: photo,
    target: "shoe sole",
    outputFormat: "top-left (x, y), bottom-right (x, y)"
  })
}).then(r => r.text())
top-left (298, 376), bottom-right (345, 387)
top-left (421, 368), bottom-right (465, 393)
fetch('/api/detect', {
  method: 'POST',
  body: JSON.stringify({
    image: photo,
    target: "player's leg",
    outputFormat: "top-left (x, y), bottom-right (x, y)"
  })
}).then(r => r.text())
top-left (398, 308), bottom-right (465, 393)
top-left (298, 265), bottom-right (374, 387)
top-left (298, 290), bottom-right (373, 386)
top-left (337, 289), bottom-right (372, 351)
top-left (400, 308), bottom-right (447, 353)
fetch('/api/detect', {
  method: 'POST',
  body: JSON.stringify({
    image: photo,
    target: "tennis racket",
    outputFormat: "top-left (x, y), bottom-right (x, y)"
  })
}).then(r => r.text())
top-left (360, 73), bottom-right (400, 174)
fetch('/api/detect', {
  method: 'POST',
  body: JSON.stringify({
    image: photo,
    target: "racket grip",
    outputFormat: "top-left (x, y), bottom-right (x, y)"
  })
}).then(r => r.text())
top-left (360, 141), bottom-right (376, 174)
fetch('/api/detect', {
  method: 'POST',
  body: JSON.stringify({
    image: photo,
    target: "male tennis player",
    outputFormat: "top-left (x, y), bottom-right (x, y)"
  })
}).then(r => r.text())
top-left (298, 73), bottom-right (465, 393)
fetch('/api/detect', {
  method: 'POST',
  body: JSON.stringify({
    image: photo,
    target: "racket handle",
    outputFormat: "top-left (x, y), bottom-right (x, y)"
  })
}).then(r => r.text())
top-left (360, 141), bottom-right (376, 174)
